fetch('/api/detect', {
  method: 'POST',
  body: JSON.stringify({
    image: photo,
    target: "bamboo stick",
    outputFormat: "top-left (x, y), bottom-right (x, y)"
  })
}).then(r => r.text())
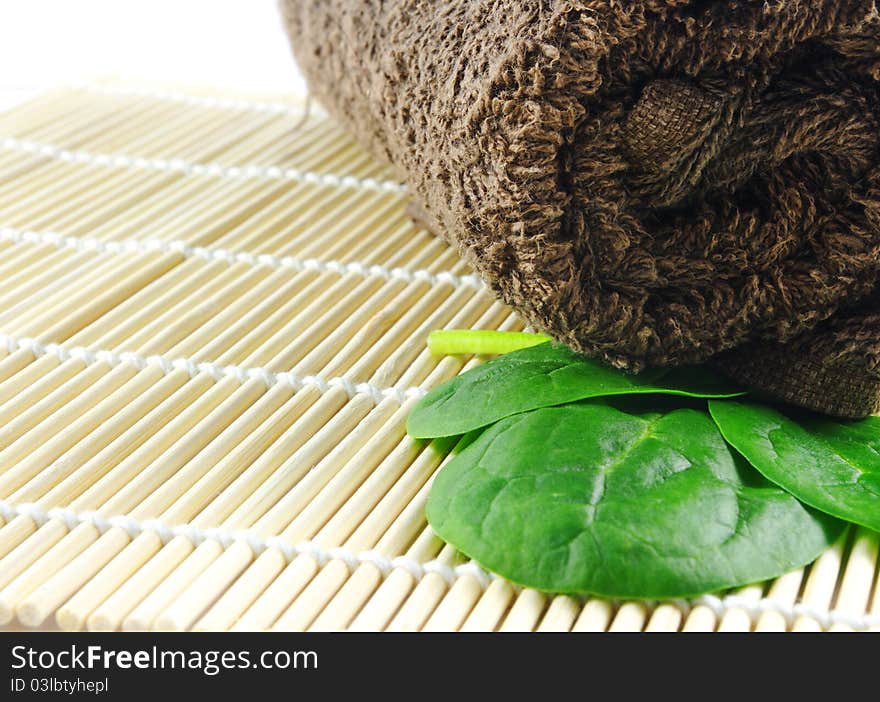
top-left (753, 570), bottom-right (804, 632)
top-left (9, 383), bottom-right (284, 626)
top-left (644, 603), bottom-right (684, 632)
top-left (791, 531), bottom-right (848, 632)
top-left (536, 596), bottom-right (581, 632)
top-left (246, 321), bottom-right (513, 632)
top-left (422, 576), bottom-right (484, 632)
top-left (571, 600), bottom-right (615, 632)
top-left (828, 529), bottom-right (879, 632)
top-left (277, 314), bottom-right (520, 632)
top-left (716, 585), bottom-right (764, 632)
top-left (459, 580), bottom-right (517, 633)
top-left (386, 545), bottom-right (458, 633)
top-left (498, 590), bottom-right (547, 632)
top-left (46, 262), bottom-right (474, 628)
top-left (607, 602), bottom-right (649, 632)
top-left (0, 262), bottom-right (326, 620)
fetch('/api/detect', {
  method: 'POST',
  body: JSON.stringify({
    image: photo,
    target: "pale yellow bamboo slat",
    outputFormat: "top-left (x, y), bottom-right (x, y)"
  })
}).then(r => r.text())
top-left (10, 383), bottom-right (287, 626)
top-left (154, 397), bottom-right (395, 632)
top-left (0, 261), bottom-right (230, 430)
top-left (644, 602), bottom-right (684, 632)
top-left (607, 602), bottom-right (650, 632)
top-left (498, 590), bottom-right (548, 632)
top-left (0, 198), bottom-right (436, 476)
top-left (753, 569), bottom-right (804, 632)
top-left (459, 580), bottom-right (518, 633)
top-left (0, 262), bottom-right (274, 471)
top-left (5, 254), bottom-right (474, 620)
top-left (0, 102), bottom-right (258, 227)
top-left (157, 306), bottom-right (508, 628)
top-left (0, 262), bottom-right (330, 612)
top-left (292, 316), bottom-right (524, 634)
top-left (385, 544), bottom-right (458, 633)
top-left (123, 395), bottom-right (390, 632)
top-left (4, 382), bottom-right (253, 579)
top-left (869, 570), bottom-right (880, 633)
top-left (716, 585), bottom-right (765, 632)
top-left (791, 533), bottom-right (849, 632)
top-left (681, 601), bottom-right (721, 632)
top-left (536, 596), bottom-right (582, 632)
top-left (230, 320), bottom-right (512, 632)
top-left (571, 600), bottom-right (616, 632)
top-left (828, 529), bottom-right (879, 632)
top-left (61, 388), bottom-right (363, 631)
top-left (0, 378), bottom-right (247, 593)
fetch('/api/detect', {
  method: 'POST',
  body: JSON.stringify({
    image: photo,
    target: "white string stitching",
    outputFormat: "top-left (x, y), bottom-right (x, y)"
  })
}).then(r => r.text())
top-left (0, 225), bottom-right (485, 290)
top-left (0, 499), bottom-right (491, 593)
top-left (0, 136), bottom-right (407, 195)
top-left (0, 497), bottom-right (875, 630)
top-left (73, 83), bottom-right (321, 119)
top-left (0, 333), bottom-right (427, 406)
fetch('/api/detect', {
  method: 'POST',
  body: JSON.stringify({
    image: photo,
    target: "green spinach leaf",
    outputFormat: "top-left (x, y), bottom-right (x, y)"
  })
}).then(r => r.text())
top-left (408, 342), bottom-right (744, 439)
top-left (427, 402), bottom-right (841, 598)
top-left (709, 399), bottom-right (880, 531)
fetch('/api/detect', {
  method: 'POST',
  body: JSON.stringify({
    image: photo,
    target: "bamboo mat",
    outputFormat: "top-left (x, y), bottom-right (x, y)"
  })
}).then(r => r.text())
top-left (0, 82), bottom-right (877, 633)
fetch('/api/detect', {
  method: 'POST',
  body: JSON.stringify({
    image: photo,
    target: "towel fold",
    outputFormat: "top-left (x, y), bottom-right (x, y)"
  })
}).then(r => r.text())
top-left (281, 0), bottom-right (880, 417)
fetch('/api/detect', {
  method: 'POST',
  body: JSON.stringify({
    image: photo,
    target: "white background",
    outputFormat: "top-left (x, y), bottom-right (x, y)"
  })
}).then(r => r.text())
top-left (0, 0), bottom-right (307, 109)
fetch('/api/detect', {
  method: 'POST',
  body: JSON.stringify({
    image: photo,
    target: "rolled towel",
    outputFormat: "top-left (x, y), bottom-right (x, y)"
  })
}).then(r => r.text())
top-left (280, 1), bottom-right (880, 416)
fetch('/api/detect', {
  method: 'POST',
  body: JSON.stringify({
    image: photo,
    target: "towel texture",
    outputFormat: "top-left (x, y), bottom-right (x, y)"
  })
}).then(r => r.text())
top-left (281, 0), bottom-right (880, 417)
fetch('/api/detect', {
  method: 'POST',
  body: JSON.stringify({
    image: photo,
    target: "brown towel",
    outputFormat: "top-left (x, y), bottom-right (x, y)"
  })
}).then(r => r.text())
top-left (281, 1), bottom-right (880, 417)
